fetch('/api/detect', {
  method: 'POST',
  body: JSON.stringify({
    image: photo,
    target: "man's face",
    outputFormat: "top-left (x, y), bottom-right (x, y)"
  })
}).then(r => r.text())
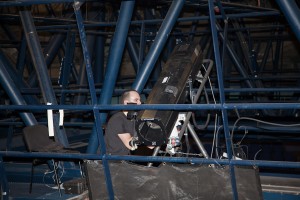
top-left (125, 91), bottom-right (141, 105)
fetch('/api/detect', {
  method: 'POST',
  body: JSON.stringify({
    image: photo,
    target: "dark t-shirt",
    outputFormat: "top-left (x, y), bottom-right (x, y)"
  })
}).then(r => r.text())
top-left (105, 112), bottom-right (135, 155)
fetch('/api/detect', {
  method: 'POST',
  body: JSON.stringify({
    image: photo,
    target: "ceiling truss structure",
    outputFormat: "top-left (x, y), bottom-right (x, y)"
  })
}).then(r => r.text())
top-left (0, 0), bottom-right (300, 199)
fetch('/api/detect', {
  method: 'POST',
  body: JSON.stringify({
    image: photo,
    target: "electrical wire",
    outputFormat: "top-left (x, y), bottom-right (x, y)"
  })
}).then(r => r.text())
top-left (232, 116), bottom-right (300, 140)
top-left (254, 148), bottom-right (262, 160)
top-left (201, 63), bottom-right (219, 159)
top-left (42, 160), bottom-right (65, 190)
top-left (236, 126), bottom-right (248, 145)
top-left (231, 116), bottom-right (300, 156)
top-left (43, 169), bottom-right (57, 189)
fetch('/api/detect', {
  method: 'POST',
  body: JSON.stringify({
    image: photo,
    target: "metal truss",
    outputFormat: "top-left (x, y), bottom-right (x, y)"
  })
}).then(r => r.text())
top-left (0, 0), bottom-right (299, 199)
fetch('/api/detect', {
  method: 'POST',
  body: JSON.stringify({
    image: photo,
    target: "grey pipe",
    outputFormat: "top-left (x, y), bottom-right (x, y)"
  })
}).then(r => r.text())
top-left (187, 122), bottom-right (209, 159)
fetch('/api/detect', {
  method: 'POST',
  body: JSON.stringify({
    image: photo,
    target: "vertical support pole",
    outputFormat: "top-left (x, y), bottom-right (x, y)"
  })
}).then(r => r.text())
top-left (72, 34), bottom-right (96, 107)
top-left (208, 1), bottom-right (238, 200)
top-left (132, 0), bottom-right (186, 92)
top-left (87, 0), bottom-right (136, 154)
top-left (19, 10), bottom-right (69, 146)
top-left (138, 22), bottom-right (146, 71)
top-left (73, 2), bottom-right (114, 198)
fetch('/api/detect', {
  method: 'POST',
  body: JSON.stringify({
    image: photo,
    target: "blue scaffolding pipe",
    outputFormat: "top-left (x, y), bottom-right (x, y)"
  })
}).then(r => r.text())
top-left (20, 11), bottom-right (57, 104)
top-left (138, 22), bottom-right (145, 72)
top-left (216, 23), bottom-right (253, 89)
top-left (276, 0), bottom-right (300, 42)
top-left (0, 10), bottom-right (279, 36)
top-left (66, 10), bottom-right (282, 26)
top-left (73, 3), bottom-right (114, 198)
top-left (0, 0), bottom-right (77, 6)
top-left (73, 0), bottom-right (102, 147)
top-left (44, 34), bottom-right (66, 66)
top-left (28, 33), bottom-right (67, 87)
top-left (1, 151), bottom-right (300, 169)
top-left (28, 8), bottom-right (76, 87)
top-left (208, 1), bottom-right (238, 199)
top-left (16, 34), bottom-right (27, 74)
top-left (19, 10), bottom-right (69, 147)
top-left (72, 34), bottom-right (96, 106)
top-left (0, 58), bottom-right (37, 126)
top-left (0, 120), bottom-right (299, 134)
top-left (31, 17), bottom-right (281, 36)
top-left (133, 0), bottom-right (186, 91)
top-left (217, 22), bottom-right (277, 117)
top-left (258, 31), bottom-right (275, 73)
top-left (1, 120), bottom-right (299, 134)
top-left (72, 4), bottom-right (101, 104)
top-left (98, 0), bottom-right (135, 105)
top-left (0, 49), bottom-right (40, 105)
top-left (127, 37), bottom-right (139, 72)
top-left (87, 0), bottom-right (135, 154)
top-left (1, 102), bottom-right (300, 111)
top-left (0, 10), bottom-right (280, 31)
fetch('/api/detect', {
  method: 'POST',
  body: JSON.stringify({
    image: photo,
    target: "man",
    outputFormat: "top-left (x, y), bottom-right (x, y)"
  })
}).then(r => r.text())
top-left (104, 89), bottom-right (141, 155)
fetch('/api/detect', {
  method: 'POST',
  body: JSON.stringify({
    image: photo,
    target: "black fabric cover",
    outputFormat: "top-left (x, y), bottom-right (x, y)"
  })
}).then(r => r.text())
top-left (23, 124), bottom-right (58, 152)
top-left (23, 124), bottom-right (79, 153)
top-left (84, 160), bottom-right (263, 200)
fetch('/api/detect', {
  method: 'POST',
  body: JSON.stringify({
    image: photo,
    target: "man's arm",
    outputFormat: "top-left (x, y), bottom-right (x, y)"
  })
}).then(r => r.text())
top-left (119, 133), bottom-right (154, 150)
top-left (118, 133), bottom-right (135, 150)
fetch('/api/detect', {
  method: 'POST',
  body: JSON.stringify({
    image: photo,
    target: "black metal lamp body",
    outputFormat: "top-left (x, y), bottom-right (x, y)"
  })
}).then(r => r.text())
top-left (136, 42), bottom-right (203, 146)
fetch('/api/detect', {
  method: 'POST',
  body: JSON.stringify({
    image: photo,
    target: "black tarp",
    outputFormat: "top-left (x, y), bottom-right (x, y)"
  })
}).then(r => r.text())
top-left (84, 160), bottom-right (263, 200)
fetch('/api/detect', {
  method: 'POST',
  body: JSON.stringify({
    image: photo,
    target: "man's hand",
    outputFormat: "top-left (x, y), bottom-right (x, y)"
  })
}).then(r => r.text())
top-left (129, 137), bottom-right (139, 151)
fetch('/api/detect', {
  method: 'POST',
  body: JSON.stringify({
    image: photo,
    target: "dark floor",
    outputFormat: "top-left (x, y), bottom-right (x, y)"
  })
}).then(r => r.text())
top-left (6, 182), bottom-right (88, 200)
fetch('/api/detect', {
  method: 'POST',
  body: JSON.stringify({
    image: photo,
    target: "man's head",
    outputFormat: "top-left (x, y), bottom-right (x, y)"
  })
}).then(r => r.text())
top-left (121, 90), bottom-right (141, 105)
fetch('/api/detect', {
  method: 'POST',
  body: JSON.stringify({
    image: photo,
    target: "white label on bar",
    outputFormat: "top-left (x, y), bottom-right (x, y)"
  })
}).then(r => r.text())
top-left (47, 102), bottom-right (54, 137)
top-left (59, 109), bottom-right (64, 126)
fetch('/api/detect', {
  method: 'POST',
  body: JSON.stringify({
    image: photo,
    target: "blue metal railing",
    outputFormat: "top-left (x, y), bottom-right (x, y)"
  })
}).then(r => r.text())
top-left (0, 1), bottom-right (299, 199)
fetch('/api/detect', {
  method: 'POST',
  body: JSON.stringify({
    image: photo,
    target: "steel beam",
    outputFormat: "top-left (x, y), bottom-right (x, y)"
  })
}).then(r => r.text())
top-left (276, 0), bottom-right (300, 42)
top-left (208, 1), bottom-right (238, 199)
top-left (73, 2), bottom-right (118, 198)
top-left (87, 0), bottom-right (136, 154)
top-left (133, 0), bottom-right (186, 92)
top-left (19, 10), bottom-right (69, 146)
top-left (0, 57), bottom-right (37, 126)
top-left (0, 49), bottom-right (39, 105)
